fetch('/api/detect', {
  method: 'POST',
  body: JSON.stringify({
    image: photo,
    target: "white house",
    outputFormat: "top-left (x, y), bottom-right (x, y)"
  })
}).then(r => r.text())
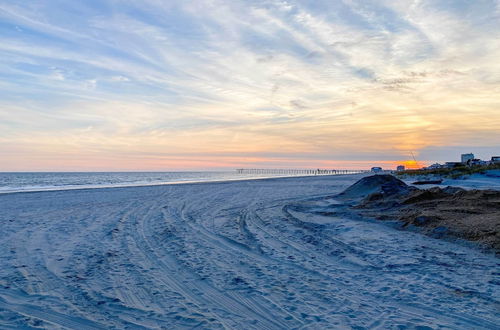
top-left (427, 163), bottom-right (442, 169)
top-left (461, 153), bottom-right (474, 163)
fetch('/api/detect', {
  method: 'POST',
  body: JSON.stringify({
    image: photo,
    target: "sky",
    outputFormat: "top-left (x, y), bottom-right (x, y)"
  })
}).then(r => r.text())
top-left (0, 0), bottom-right (499, 171)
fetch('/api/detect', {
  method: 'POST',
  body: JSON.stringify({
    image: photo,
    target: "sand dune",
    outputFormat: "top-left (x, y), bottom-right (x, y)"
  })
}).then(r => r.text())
top-left (336, 175), bottom-right (500, 251)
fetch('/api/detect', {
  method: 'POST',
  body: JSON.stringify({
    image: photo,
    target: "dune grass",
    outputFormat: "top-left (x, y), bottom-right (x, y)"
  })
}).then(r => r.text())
top-left (397, 163), bottom-right (500, 179)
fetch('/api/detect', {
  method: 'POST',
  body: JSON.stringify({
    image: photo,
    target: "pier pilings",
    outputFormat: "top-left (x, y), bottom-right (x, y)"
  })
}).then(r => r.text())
top-left (235, 169), bottom-right (366, 175)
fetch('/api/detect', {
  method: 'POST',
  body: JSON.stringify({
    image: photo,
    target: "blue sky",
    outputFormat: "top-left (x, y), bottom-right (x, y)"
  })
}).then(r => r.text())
top-left (0, 0), bottom-right (499, 170)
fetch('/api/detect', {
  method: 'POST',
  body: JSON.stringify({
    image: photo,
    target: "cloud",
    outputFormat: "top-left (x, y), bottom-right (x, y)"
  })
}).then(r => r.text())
top-left (110, 75), bottom-right (129, 82)
top-left (0, 0), bottom-right (499, 170)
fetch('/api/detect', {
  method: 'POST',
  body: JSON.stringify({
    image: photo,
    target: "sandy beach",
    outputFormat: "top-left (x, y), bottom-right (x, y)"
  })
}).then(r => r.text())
top-left (0, 174), bottom-right (499, 329)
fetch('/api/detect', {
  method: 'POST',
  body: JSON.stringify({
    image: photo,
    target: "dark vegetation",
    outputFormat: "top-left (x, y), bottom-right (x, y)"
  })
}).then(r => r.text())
top-left (397, 163), bottom-right (500, 179)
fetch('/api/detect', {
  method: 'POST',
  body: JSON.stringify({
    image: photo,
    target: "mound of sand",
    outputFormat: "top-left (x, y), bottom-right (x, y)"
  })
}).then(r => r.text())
top-left (338, 174), bottom-right (416, 201)
top-left (339, 175), bottom-right (500, 252)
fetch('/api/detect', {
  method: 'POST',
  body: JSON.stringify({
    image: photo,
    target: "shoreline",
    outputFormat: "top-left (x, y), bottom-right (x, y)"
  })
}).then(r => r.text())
top-left (3, 172), bottom-right (497, 252)
top-left (0, 172), bottom-right (367, 196)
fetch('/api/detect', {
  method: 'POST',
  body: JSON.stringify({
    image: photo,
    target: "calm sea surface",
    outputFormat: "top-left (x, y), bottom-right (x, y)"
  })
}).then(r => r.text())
top-left (0, 171), bottom-right (312, 194)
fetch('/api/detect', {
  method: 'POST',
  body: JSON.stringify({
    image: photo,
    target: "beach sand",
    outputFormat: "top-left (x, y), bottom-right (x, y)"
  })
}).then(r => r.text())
top-left (0, 174), bottom-right (498, 328)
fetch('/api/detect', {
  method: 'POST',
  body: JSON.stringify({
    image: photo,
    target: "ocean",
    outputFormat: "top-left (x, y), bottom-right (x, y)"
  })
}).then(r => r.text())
top-left (0, 171), bottom-right (313, 194)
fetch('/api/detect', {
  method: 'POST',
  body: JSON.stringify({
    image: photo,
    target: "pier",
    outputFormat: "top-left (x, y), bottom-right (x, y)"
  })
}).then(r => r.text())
top-left (236, 168), bottom-right (367, 175)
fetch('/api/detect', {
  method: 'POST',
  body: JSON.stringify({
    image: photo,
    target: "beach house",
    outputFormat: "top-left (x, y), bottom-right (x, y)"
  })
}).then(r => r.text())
top-left (427, 163), bottom-right (442, 169)
top-left (467, 158), bottom-right (487, 167)
top-left (461, 153), bottom-right (474, 163)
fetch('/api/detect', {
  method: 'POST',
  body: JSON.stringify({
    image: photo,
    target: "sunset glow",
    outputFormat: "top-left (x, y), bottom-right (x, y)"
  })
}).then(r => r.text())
top-left (1, 1), bottom-right (499, 171)
top-left (394, 160), bottom-right (425, 170)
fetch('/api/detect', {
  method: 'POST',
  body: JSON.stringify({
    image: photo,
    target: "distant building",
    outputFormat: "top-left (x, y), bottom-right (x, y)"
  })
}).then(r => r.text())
top-left (396, 165), bottom-right (405, 171)
top-left (461, 153), bottom-right (474, 163)
top-left (492, 156), bottom-right (500, 164)
top-left (427, 163), bottom-right (442, 169)
top-left (467, 158), bottom-right (487, 167)
top-left (371, 166), bottom-right (383, 173)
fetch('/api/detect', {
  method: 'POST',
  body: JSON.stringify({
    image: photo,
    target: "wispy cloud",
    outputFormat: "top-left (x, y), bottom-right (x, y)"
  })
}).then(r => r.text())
top-left (0, 0), bottom-right (499, 170)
